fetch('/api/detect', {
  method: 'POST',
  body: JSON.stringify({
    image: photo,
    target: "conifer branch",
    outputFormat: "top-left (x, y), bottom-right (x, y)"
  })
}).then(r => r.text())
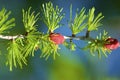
top-left (0, 2), bottom-right (119, 71)
top-left (0, 34), bottom-right (93, 41)
top-left (64, 35), bottom-right (94, 41)
top-left (0, 35), bottom-right (24, 40)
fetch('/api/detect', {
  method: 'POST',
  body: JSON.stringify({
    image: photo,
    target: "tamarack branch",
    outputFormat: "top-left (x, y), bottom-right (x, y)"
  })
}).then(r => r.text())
top-left (0, 34), bottom-right (93, 41)
top-left (0, 35), bottom-right (24, 40)
top-left (0, 1), bottom-right (119, 71)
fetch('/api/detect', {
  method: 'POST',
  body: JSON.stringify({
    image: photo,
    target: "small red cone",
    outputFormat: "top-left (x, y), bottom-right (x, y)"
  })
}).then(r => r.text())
top-left (104, 38), bottom-right (119, 50)
top-left (49, 33), bottom-right (65, 45)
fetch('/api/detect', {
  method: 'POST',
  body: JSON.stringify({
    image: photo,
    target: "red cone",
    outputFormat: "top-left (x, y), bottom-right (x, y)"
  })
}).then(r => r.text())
top-left (104, 38), bottom-right (119, 50)
top-left (49, 33), bottom-right (65, 45)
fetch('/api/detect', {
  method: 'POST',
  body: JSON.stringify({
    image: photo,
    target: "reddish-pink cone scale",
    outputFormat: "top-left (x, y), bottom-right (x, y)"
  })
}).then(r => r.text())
top-left (49, 33), bottom-right (65, 45)
top-left (104, 38), bottom-right (120, 50)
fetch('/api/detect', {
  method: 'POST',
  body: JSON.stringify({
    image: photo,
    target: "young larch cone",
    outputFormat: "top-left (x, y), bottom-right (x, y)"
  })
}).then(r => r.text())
top-left (49, 33), bottom-right (65, 45)
top-left (104, 38), bottom-right (119, 50)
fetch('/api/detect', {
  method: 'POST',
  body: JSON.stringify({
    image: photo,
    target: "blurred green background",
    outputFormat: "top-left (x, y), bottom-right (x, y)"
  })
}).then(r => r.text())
top-left (0, 0), bottom-right (120, 80)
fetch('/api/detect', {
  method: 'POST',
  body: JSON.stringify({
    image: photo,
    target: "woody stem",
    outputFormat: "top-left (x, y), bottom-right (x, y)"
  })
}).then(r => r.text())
top-left (0, 35), bottom-right (24, 40)
top-left (64, 36), bottom-right (94, 41)
top-left (0, 34), bottom-right (94, 42)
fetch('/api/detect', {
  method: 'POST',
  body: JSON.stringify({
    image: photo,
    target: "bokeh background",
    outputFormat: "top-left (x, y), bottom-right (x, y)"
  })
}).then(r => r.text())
top-left (0, 0), bottom-right (120, 80)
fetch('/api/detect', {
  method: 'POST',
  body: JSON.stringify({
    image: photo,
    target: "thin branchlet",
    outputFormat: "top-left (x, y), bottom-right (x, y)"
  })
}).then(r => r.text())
top-left (0, 34), bottom-right (95, 42)
top-left (0, 35), bottom-right (24, 40)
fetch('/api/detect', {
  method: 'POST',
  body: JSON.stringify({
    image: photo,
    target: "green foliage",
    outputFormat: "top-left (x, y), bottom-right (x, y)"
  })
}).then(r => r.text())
top-left (69, 5), bottom-right (87, 35)
top-left (23, 31), bottom-right (40, 57)
top-left (68, 7), bottom-right (104, 35)
top-left (39, 34), bottom-right (60, 60)
top-left (64, 41), bottom-right (76, 51)
top-left (96, 30), bottom-right (110, 42)
top-left (22, 7), bottom-right (40, 32)
top-left (22, 4), bottom-right (62, 60)
top-left (5, 7), bottom-right (40, 71)
top-left (6, 39), bottom-right (27, 71)
top-left (87, 7), bottom-right (104, 31)
top-left (83, 31), bottom-right (111, 58)
top-left (22, 7), bottom-right (41, 57)
top-left (41, 2), bottom-right (64, 32)
top-left (0, 8), bottom-right (15, 34)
